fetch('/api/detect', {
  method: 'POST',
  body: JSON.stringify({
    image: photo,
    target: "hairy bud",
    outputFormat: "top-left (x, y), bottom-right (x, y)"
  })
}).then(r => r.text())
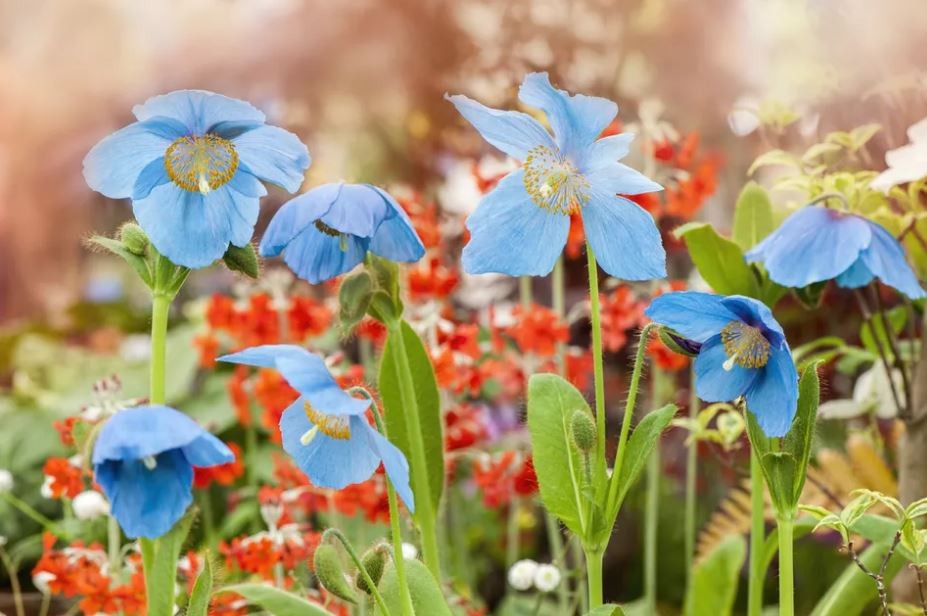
top-left (354, 545), bottom-right (387, 594)
top-left (570, 410), bottom-right (596, 454)
top-left (313, 544), bottom-right (357, 604)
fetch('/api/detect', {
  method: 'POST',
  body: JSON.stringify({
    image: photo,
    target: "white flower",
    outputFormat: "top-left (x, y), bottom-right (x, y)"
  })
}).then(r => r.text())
top-left (401, 543), bottom-right (418, 560)
top-left (33, 571), bottom-right (56, 594)
top-left (73, 491), bottom-right (110, 520)
top-left (534, 563), bottom-right (562, 593)
top-left (437, 160), bottom-right (482, 217)
top-left (819, 361), bottom-right (904, 420)
top-left (871, 117), bottom-right (927, 192)
top-left (507, 559), bottom-right (539, 591)
top-left (0, 469), bottom-right (13, 493)
top-left (40, 476), bottom-right (54, 499)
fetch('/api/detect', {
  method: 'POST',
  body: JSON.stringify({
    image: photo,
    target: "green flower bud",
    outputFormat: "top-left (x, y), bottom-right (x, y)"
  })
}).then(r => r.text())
top-left (354, 545), bottom-right (387, 594)
top-left (570, 410), bottom-right (596, 454)
top-left (658, 328), bottom-right (700, 358)
top-left (118, 223), bottom-right (149, 256)
top-left (222, 244), bottom-right (260, 279)
top-left (313, 544), bottom-right (357, 604)
top-left (338, 271), bottom-right (374, 335)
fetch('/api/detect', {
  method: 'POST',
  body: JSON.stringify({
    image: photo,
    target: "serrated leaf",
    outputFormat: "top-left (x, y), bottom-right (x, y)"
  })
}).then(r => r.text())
top-left (379, 320), bottom-right (444, 516)
top-left (218, 584), bottom-right (333, 615)
top-left (527, 374), bottom-right (592, 536)
top-left (683, 535), bottom-right (746, 616)
top-left (378, 557), bottom-right (452, 615)
top-left (675, 223), bottom-right (760, 297)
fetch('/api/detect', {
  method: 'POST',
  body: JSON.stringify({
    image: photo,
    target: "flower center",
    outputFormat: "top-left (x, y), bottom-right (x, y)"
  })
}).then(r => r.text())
top-left (523, 145), bottom-right (590, 215)
top-left (299, 401), bottom-right (351, 446)
top-left (720, 321), bottom-right (771, 370)
top-left (164, 134), bottom-right (239, 195)
top-left (314, 220), bottom-right (349, 251)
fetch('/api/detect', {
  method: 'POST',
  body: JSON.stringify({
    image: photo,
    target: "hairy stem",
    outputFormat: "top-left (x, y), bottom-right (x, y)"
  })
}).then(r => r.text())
top-left (748, 449), bottom-right (765, 616)
top-left (684, 366), bottom-right (699, 586)
top-left (777, 515), bottom-right (795, 616)
top-left (585, 244), bottom-right (607, 485)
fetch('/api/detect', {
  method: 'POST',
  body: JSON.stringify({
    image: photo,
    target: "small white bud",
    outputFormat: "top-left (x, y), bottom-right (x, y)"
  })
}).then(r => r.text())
top-left (33, 571), bottom-right (56, 594)
top-left (68, 454), bottom-right (83, 468)
top-left (534, 563), bottom-right (562, 593)
top-left (0, 469), bottom-right (13, 493)
top-left (401, 543), bottom-right (418, 560)
top-left (73, 491), bottom-right (110, 520)
top-left (507, 559), bottom-right (539, 591)
top-left (40, 477), bottom-right (54, 499)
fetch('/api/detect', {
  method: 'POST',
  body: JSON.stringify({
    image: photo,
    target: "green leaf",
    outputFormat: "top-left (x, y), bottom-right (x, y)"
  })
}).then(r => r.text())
top-left (218, 584), bottom-right (333, 615)
top-left (748, 149), bottom-right (801, 175)
top-left (732, 182), bottom-right (775, 250)
top-left (140, 511), bottom-right (195, 616)
top-left (88, 235), bottom-right (152, 287)
top-left (379, 320), bottom-right (444, 516)
top-left (675, 223), bottom-right (760, 297)
top-left (186, 555), bottom-right (213, 616)
top-left (584, 605), bottom-right (626, 616)
top-left (859, 307), bottom-right (907, 361)
top-left (683, 535), bottom-right (746, 616)
top-left (793, 281), bottom-right (829, 309)
top-left (527, 373), bottom-right (593, 536)
top-left (378, 557), bottom-right (452, 615)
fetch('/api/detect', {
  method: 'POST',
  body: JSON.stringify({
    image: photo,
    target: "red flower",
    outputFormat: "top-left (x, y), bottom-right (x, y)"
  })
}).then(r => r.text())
top-left (445, 403), bottom-right (489, 451)
top-left (42, 458), bottom-right (84, 499)
top-left (506, 304), bottom-right (569, 357)
top-left (194, 442), bottom-right (244, 488)
top-left (408, 256), bottom-right (459, 300)
top-left (647, 335), bottom-right (690, 372)
top-left (227, 365), bottom-right (253, 427)
top-left (254, 369), bottom-right (299, 443)
top-left (599, 286), bottom-right (646, 353)
top-left (193, 333), bottom-right (220, 367)
top-left (288, 295), bottom-right (333, 341)
top-left (565, 214), bottom-right (585, 259)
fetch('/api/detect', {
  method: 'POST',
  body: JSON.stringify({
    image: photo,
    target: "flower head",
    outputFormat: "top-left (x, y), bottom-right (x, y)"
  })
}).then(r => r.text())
top-left (871, 117), bottom-right (927, 192)
top-left (260, 183), bottom-right (425, 284)
top-left (507, 559), bottom-right (539, 591)
top-left (83, 90), bottom-right (311, 268)
top-left (218, 345), bottom-right (414, 511)
top-left (0, 469), bottom-right (12, 493)
top-left (446, 72), bottom-right (665, 279)
top-left (645, 292), bottom-right (798, 436)
top-left (746, 206), bottom-right (924, 299)
top-left (91, 405), bottom-right (234, 538)
top-left (534, 564), bottom-right (562, 593)
top-left (72, 490), bottom-right (110, 521)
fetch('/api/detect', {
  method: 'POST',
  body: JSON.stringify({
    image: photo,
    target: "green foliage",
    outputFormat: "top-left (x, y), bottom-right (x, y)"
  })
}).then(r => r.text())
top-left (527, 373), bottom-right (595, 537)
top-left (584, 605), bottom-right (626, 616)
top-left (218, 584), bottom-right (334, 615)
top-left (221, 243), bottom-right (260, 278)
top-left (674, 222), bottom-right (760, 297)
top-left (732, 182), bottom-right (775, 250)
top-left (140, 510), bottom-right (195, 616)
top-left (378, 557), bottom-right (452, 615)
top-left (356, 546), bottom-right (387, 594)
top-left (859, 306), bottom-right (907, 362)
top-left (746, 363), bottom-right (820, 517)
top-left (338, 271), bottom-right (374, 334)
top-left (671, 402), bottom-right (744, 450)
top-left (378, 320), bottom-right (444, 517)
top-left (313, 543), bottom-right (357, 604)
top-left (185, 553), bottom-right (213, 616)
top-left (683, 535), bottom-right (747, 616)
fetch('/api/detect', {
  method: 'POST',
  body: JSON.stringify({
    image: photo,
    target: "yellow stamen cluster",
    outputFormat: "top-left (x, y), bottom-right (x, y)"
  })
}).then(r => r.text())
top-left (523, 145), bottom-right (590, 215)
top-left (304, 401), bottom-right (351, 440)
top-left (164, 134), bottom-right (239, 194)
top-left (720, 321), bottom-right (771, 370)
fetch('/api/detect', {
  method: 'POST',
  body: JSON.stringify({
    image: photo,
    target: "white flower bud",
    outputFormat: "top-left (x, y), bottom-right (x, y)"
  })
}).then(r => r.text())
top-left (401, 543), bottom-right (418, 560)
top-left (73, 491), bottom-right (110, 520)
top-left (33, 571), bottom-right (56, 594)
top-left (0, 469), bottom-right (13, 493)
top-left (507, 559), bottom-right (539, 591)
top-left (534, 563), bottom-right (562, 593)
top-left (40, 477), bottom-right (54, 499)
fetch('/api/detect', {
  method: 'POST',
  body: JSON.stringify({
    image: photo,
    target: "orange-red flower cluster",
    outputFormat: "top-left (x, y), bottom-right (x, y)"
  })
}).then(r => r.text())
top-left (42, 458), bottom-right (85, 499)
top-left (193, 442), bottom-right (244, 488)
top-left (473, 451), bottom-right (538, 508)
top-left (505, 304), bottom-right (569, 357)
top-left (599, 286), bottom-right (647, 353)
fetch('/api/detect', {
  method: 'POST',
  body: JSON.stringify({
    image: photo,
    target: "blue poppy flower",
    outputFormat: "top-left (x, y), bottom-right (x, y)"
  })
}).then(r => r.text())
top-left (259, 183), bottom-right (425, 284)
top-left (445, 72), bottom-right (665, 279)
top-left (218, 345), bottom-right (415, 510)
top-left (746, 206), bottom-right (925, 299)
top-left (645, 292), bottom-right (798, 437)
top-left (92, 405), bottom-right (234, 539)
top-left (83, 90), bottom-right (311, 269)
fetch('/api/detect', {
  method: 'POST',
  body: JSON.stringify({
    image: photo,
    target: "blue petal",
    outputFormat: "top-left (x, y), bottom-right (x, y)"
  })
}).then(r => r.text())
top-left (368, 186), bottom-right (426, 262)
top-left (746, 206), bottom-right (872, 288)
top-left (259, 183), bottom-right (343, 257)
top-left (461, 170), bottom-right (569, 276)
top-left (835, 257), bottom-right (874, 289)
top-left (227, 169), bottom-right (268, 199)
top-left (586, 163), bottom-right (663, 195)
top-left (83, 120), bottom-right (177, 199)
top-left (133, 90), bottom-right (266, 135)
top-left (445, 93), bottom-right (556, 160)
top-left (719, 295), bottom-right (785, 344)
top-left (362, 422), bottom-right (415, 513)
top-left (645, 291), bottom-right (738, 343)
top-left (134, 183), bottom-right (250, 268)
top-left (319, 184), bottom-right (392, 238)
top-left (274, 353), bottom-right (370, 417)
top-left (233, 125), bottom-right (311, 193)
top-left (219, 344), bottom-right (309, 370)
top-left (582, 191), bottom-right (666, 280)
top-left (280, 404), bottom-right (381, 490)
top-left (94, 450), bottom-right (193, 539)
top-left (859, 222), bottom-right (926, 299)
top-left (181, 433), bottom-right (234, 467)
top-left (92, 406), bottom-right (209, 464)
top-left (694, 336), bottom-right (759, 402)
top-left (579, 133), bottom-right (636, 173)
top-left (518, 72), bottom-right (618, 161)
top-left (281, 223), bottom-right (369, 284)
top-left (132, 157), bottom-right (170, 200)
top-left (744, 344), bottom-right (799, 437)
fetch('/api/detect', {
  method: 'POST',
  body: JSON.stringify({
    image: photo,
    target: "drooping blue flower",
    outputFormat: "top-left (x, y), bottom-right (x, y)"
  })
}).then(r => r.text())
top-left (446, 72), bottom-right (666, 279)
top-left (218, 345), bottom-right (415, 510)
top-left (645, 292), bottom-right (798, 437)
top-left (259, 183), bottom-right (425, 284)
top-left (83, 90), bottom-right (311, 269)
top-left (746, 206), bottom-right (925, 299)
top-left (92, 405), bottom-right (233, 539)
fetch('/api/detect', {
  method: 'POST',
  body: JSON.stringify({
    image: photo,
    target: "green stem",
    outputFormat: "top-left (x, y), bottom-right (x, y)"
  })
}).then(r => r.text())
top-left (544, 510), bottom-right (569, 613)
top-left (684, 367), bottom-right (698, 586)
top-left (572, 539), bottom-right (588, 615)
top-left (584, 547), bottom-right (604, 609)
top-left (0, 547), bottom-right (25, 616)
top-left (748, 449), bottom-right (766, 616)
top-left (644, 368), bottom-right (665, 613)
top-left (107, 514), bottom-right (122, 578)
top-left (506, 496), bottom-right (521, 568)
top-left (777, 515), bottom-right (795, 616)
top-left (383, 325), bottom-right (442, 579)
top-left (552, 257), bottom-right (566, 376)
top-left (519, 276), bottom-right (532, 310)
top-left (323, 529), bottom-right (392, 616)
top-left (1, 492), bottom-right (61, 535)
top-left (149, 293), bottom-right (170, 405)
top-left (585, 244), bottom-right (607, 485)
top-left (199, 488), bottom-right (216, 548)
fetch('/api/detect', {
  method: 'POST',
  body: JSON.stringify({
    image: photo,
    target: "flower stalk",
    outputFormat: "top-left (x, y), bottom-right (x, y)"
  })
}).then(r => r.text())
top-left (777, 515), bottom-right (795, 616)
top-left (585, 244), bottom-right (607, 486)
top-left (684, 366), bottom-right (698, 585)
top-left (748, 448), bottom-right (765, 616)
